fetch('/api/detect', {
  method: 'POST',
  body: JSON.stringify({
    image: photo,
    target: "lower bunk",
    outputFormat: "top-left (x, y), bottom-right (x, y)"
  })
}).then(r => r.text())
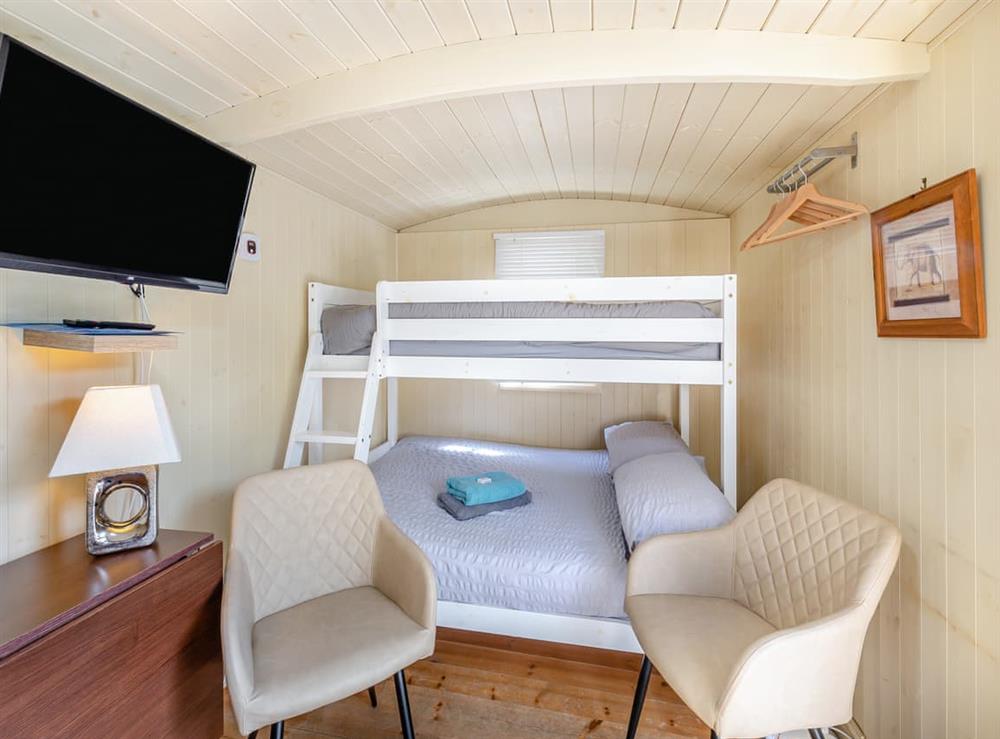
top-left (369, 429), bottom-right (733, 652)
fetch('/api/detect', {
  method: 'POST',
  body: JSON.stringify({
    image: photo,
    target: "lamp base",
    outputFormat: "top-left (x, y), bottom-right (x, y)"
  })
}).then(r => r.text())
top-left (86, 465), bottom-right (158, 555)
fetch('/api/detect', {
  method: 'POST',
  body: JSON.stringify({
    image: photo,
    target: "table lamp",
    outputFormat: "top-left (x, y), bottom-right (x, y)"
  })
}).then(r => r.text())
top-left (50, 384), bottom-right (181, 555)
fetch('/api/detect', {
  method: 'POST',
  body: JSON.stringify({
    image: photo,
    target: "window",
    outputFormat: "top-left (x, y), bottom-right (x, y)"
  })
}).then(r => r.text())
top-left (493, 230), bottom-right (605, 391)
top-left (494, 230), bottom-right (605, 280)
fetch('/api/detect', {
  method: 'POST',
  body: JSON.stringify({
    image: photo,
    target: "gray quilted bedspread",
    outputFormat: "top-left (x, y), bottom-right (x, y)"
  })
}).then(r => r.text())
top-left (370, 435), bottom-right (628, 618)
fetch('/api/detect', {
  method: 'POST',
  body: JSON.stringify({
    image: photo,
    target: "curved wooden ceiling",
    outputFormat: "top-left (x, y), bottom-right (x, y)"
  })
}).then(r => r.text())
top-left (0, 0), bottom-right (982, 228)
top-left (245, 81), bottom-right (881, 227)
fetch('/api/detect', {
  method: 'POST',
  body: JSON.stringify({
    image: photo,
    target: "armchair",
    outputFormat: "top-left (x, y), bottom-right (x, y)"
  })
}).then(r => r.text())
top-left (624, 478), bottom-right (901, 739)
top-left (222, 460), bottom-right (436, 738)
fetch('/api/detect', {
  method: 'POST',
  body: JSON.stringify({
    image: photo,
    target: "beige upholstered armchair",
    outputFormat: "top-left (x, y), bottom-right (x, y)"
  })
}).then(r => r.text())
top-left (624, 478), bottom-right (901, 739)
top-left (222, 460), bottom-right (436, 739)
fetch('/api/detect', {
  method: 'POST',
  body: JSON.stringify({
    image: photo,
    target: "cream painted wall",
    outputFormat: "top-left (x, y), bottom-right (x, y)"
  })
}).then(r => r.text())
top-left (397, 217), bottom-right (731, 484)
top-left (731, 4), bottom-right (999, 737)
top-left (0, 167), bottom-right (396, 564)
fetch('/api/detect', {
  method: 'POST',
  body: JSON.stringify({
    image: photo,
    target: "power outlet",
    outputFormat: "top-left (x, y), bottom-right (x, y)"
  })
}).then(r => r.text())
top-left (239, 232), bottom-right (261, 262)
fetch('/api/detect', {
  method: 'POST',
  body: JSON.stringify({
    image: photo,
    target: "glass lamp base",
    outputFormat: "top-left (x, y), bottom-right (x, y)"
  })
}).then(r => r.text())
top-left (85, 465), bottom-right (158, 555)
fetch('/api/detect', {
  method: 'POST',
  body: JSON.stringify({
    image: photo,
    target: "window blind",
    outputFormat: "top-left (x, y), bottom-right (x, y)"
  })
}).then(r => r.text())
top-left (494, 230), bottom-right (605, 279)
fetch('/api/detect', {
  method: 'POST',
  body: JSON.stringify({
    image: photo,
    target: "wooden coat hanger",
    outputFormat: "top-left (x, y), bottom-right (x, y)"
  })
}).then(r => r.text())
top-left (739, 182), bottom-right (868, 251)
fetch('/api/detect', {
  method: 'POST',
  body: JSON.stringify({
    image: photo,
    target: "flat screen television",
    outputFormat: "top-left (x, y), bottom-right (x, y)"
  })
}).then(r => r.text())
top-left (0, 36), bottom-right (255, 294)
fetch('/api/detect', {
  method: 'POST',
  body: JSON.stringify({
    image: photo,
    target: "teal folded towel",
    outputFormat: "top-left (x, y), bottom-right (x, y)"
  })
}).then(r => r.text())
top-left (445, 471), bottom-right (526, 506)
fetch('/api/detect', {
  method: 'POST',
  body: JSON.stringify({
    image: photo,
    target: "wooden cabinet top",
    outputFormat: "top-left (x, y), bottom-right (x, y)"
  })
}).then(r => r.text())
top-left (0, 530), bottom-right (214, 660)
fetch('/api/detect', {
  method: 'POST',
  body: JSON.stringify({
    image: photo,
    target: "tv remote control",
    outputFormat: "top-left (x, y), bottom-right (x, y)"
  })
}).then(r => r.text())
top-left (63, 319), bottom-right (156, 331)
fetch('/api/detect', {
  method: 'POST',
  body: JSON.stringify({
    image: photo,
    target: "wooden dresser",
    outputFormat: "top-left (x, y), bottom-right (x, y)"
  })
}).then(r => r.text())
top-left (0, 530), bottom-right (223, 739)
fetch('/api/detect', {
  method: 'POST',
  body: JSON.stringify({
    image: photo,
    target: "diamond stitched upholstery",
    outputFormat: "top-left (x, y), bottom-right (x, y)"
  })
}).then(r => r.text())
top-left (231, 460), bottom-right (384, 622)
top-left (732, 478), bottom-right (898, 629)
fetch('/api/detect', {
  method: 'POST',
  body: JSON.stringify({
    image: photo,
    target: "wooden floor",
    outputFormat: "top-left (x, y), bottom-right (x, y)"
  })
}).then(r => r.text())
top-left (222, 629), bottom-right (709, 739)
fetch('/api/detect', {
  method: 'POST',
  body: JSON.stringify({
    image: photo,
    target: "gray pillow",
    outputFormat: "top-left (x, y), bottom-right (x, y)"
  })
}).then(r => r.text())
top-left (604, 420), bottom-right (687, 472)
top-left (320, 304), bottom-right (376, 355)
top-left (613, 452), bottom-right (734, 549)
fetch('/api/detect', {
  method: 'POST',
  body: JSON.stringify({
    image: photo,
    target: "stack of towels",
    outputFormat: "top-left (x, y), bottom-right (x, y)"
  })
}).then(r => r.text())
top-left (437, 471), bottom-right (532, 521)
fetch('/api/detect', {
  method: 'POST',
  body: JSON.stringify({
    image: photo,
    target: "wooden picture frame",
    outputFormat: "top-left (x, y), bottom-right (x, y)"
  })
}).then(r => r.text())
top-left (870, 169), bottom-right (985, 338)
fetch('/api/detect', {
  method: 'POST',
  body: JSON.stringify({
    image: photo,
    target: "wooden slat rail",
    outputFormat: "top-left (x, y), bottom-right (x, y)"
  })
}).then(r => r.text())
top-left (380, 275), bottom-right (728, 303)
top-left (387, 357), bottom-right (724, 385)
top-left (385, 317), bottom-right (724, 343)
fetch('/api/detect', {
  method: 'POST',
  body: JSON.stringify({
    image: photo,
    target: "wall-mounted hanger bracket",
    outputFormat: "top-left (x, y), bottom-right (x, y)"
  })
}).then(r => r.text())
top-left (767, 133), bottom-right (858, 194)
top-left (740, 182), bottom-right (868, 251)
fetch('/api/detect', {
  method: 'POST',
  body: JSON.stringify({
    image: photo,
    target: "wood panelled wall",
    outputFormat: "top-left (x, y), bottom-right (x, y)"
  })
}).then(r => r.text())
top-left (731, 5), bottom-right (999, 737)
top-left (397, 218), bottom-right (731, 484)
top-left (0, 168), bottom-right (396, 564)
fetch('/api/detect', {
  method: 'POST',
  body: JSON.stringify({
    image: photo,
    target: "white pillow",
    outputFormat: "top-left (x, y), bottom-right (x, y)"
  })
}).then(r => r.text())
top-left (604, 420), bottom-right (687, 473)
top-left (613, 452), bottom-right (734, 549)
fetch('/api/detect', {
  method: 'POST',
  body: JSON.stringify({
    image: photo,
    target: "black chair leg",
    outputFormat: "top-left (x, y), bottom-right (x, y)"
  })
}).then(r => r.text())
top-left (710, 732), bottom-right (720, 739)
top-left (626, 655), bottom-right (652, 739)
top-left (247, 732), bottom-right (258, 739)
top-left (270, 721), bottom-right (285, 739)
top-left (394, 669), bottom-right (415, 739)
top-left (808, 730), bottom-right (826, 739)
top-left (368, 685), bottom-right (379, 708)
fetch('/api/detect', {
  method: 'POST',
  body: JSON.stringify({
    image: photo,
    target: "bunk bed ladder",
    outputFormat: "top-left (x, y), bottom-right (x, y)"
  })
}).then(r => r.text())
top-left (283, 333), bottom-right (364, 468)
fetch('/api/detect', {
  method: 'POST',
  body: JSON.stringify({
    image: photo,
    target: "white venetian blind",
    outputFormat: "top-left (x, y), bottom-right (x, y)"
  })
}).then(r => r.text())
top-left (494, 230), bottom-right (605, 279)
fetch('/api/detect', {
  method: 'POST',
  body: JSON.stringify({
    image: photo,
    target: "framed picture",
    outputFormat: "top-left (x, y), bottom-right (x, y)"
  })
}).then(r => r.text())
top-left (870, 169), bottom-right (985, 338)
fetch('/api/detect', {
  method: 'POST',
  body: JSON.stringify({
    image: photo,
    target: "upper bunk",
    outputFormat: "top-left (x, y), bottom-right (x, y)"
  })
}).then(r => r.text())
top-left (309, 275), bottom-right (736, 387)
top-left (303, 275), bottom-right (738, 505)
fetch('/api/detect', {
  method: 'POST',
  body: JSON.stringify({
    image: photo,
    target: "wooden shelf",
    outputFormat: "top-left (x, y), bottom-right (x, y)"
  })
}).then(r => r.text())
top-left (22, 328), bottom-right (178, 353)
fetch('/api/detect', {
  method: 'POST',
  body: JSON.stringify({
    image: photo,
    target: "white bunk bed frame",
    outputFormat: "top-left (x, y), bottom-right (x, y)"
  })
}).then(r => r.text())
top-left (285, 275), bottom-right (737, 653)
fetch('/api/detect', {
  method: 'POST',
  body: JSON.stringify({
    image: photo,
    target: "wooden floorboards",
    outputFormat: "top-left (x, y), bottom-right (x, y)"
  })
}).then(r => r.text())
top-left (222, 629), bottom-right (709, 738)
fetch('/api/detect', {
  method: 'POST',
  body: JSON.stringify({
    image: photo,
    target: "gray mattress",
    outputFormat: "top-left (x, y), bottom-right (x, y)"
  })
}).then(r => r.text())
top-left (321, 300), bottom-right (720, 360)
top-left (370, 435), bottom-right (628, 618)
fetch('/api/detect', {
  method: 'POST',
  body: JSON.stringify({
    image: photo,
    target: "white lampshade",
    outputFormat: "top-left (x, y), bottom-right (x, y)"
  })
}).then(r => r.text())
top-left (50, 384), bottom-right (181, 477)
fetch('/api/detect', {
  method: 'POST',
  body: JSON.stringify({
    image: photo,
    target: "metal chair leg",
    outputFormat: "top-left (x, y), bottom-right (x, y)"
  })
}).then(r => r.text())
top-left (626, 655), bottom-right (653, 739)
top-left (808, 730), bottom-right (826, 739)
top-left (394, 669), bottom-right (416, 739)
top-left (368, 685), bottom-right (378, 708)
top-left (270, 721), bottom-right (285, 739)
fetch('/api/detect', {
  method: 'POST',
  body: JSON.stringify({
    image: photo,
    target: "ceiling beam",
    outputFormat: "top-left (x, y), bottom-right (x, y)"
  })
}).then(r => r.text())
top-left (197, 29), bottom-right (930, 146)
top-left (401, 199), bottom-right (725, 233)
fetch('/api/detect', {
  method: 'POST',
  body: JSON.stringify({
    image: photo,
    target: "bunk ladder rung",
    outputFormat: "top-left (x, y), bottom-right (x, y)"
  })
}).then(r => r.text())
top-left (293, 430), bottom-right (357, 445)
top-left (303, 369), bottom-right (366, 379)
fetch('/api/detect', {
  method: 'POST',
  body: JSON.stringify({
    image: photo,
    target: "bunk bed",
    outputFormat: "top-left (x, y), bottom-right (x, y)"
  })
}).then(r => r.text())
top-left (285, 276), bottom-right (737, 652)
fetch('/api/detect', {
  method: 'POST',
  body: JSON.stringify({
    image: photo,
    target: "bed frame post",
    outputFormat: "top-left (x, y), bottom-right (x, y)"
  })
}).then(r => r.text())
top-left (721, 274), bottom-right (737, 509)
top-left (377, 281), bottom-right (397, 450)
top-left (306, 281), bottom-right (323, 464)
top-left (354, 332), bottom-right (384, 463)
top-left (387, 377), bottom-right (399, 445)
top-left (355, 281), bottom-right (390, 463)
top-left (678, 384), bottom-right (691, 446)
top-left (308, 382), bottom-right (324, 464)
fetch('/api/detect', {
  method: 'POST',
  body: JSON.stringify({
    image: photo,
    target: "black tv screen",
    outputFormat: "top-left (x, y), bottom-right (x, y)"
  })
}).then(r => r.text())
top-left (0, 36), bottom-right (255, 293)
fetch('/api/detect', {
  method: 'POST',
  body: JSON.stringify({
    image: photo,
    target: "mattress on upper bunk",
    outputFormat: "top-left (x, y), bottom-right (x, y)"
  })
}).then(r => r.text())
top-left (321, 300), bottom-right (721, 360)
top-left (370, 435), bottom-right (629, 619)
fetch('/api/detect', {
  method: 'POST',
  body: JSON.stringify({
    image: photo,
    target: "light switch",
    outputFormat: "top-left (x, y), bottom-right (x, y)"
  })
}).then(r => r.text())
top-left (239, 232), bottom-right (260, 262)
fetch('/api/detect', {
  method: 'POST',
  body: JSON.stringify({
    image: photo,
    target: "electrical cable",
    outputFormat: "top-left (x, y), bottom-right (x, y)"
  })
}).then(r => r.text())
top-left (129, 284), bottom-right (154, 383)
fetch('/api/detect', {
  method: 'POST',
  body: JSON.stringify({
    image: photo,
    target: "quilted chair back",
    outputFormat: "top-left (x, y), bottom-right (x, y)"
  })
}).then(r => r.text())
top-left (732, 478), bottom-right (901, 630)
top-left (230, 460), bottom-right (385, 622)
